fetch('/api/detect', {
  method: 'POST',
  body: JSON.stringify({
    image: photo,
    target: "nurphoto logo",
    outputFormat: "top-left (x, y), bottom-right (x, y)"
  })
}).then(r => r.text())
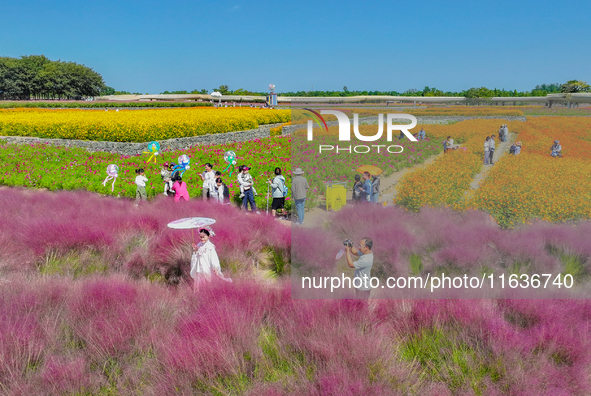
top-left (303, 109), bottom-right (418, 154)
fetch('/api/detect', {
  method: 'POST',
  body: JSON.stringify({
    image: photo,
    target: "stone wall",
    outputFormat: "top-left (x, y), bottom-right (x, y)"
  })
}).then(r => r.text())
top-left (0, 123), bottom-right (284, 156)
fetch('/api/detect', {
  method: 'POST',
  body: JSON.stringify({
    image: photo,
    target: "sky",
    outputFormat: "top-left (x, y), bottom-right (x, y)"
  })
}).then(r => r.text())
top-left (1, 0), bottom-right (590, 94)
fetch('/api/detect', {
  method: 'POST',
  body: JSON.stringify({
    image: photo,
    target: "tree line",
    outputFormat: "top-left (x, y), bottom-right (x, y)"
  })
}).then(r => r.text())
top-left (160, 82), bottom-right (589, 98)
top-left (0, 55), bottom-right (105, 100)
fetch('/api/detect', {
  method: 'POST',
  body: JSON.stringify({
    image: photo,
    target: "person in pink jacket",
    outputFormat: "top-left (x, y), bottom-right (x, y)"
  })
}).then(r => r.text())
top-left (172, 176), bottom-right (190, 202)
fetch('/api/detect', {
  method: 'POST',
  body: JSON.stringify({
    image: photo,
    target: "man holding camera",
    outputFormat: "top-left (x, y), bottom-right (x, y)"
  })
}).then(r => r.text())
top-left (345, 237), bottom-right (374, 299)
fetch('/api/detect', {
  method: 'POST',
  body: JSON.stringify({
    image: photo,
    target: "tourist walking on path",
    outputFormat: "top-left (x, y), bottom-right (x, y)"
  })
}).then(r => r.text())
top-left (291, 168), bottom-right (309, 225)
top-left (135, 168), bottom-right (148, 206)
top-left (484, 136), bottom-right (491, 165)
top-left (488, 135), bottom-right (496, 165)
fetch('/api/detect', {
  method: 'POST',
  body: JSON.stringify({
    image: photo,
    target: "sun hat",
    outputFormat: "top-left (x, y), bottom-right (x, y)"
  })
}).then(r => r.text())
top-left (293, 168), bottom-right (305, 175)
top-left (242, 166), bottom-right (251, 171)
top-left (516, 141), bottom-right (522, 146)
top-left (163, 161), bottom-right (169, 167)
top-left (554, 140), bottom-right (559, 144)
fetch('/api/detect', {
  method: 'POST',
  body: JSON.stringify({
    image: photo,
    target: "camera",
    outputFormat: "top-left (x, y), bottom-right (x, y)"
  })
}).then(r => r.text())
top-left (343, 239), bottom-right (353, 248)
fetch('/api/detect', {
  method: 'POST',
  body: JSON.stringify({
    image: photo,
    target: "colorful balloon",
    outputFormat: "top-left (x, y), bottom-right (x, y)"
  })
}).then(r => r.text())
top-left (172, 154), bottom-right (191, 178)
top-left (102, 164), bottom-right (119, 192)
top-left (222, 150), bottom-right (237, 176)
top-left (144, 141), bottom-right (160, 163)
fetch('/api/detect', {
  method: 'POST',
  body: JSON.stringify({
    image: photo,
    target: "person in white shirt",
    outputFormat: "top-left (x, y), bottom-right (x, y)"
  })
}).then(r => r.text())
top-left (198, 163), bottom-right (216, 201)
top-left (134, 168), bottom-right (148, 206)
top-left (484, 136), bottom-right (491, 165)
top-left (190, 229), bottom-right (231, 291)
top-left (489, 135), bottom-right (496, 165)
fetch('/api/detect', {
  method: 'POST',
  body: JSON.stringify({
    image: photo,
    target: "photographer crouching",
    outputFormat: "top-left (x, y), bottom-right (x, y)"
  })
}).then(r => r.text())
top-left (344, 237), bottom-right (374, 299)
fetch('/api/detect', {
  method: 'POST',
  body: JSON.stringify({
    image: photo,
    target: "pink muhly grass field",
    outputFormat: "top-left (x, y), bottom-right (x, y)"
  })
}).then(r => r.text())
top-left (0, 187), bottom-right (290, 281)
top-left (2, 188), bottom-right (591, 393)
top-left (295, 204), bottom-right (591, 279)
top-left (1, 275), bottom-right (591, 394)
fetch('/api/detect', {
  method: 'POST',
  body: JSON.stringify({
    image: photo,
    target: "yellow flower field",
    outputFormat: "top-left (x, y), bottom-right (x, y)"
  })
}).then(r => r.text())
top-left (0, 108), bottom-right (291, 142)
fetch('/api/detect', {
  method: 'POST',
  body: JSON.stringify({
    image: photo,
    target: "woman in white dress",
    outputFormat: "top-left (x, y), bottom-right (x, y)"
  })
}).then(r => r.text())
top-left (190, 229), bottom-right (231, 291)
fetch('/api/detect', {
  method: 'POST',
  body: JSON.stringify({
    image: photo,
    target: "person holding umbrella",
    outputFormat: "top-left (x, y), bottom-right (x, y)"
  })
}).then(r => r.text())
top-left (190, 228), bottom-right (232, 292)
top-left (356, 165), bottom-right (383, 204)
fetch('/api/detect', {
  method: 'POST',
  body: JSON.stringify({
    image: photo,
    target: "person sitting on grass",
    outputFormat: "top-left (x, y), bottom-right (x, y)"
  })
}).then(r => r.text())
top-left (417, 128), bottom-right (426, 140)
top-left (134, 168), bottom-right (148, 206)
top-left (443, 136), bottom-right (453, 153)
top-left (551, 140), bottom-right (562, 157)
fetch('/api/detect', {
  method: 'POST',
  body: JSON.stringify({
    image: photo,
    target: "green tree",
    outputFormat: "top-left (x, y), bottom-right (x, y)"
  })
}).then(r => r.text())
top-left (560, 80), bottom-right (590, 93)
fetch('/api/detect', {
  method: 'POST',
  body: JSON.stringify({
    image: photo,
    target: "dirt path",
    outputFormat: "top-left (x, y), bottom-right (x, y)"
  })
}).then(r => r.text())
top-left (466, 131), bottom-right (516, 192)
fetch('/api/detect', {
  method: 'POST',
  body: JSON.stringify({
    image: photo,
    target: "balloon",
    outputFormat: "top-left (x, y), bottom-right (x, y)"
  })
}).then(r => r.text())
top-left (178, 154), bottom-right (190, 167)
top-left (144, 141), bottom-right (160, 163)
top-left (106, 164), bottom-right (119, 177)
top-left (172, 154), bottom-right (191, 178)
top-left (102, 164), bottom-right (119, 192)
top-left (222, 151), bottom-right (237, 176)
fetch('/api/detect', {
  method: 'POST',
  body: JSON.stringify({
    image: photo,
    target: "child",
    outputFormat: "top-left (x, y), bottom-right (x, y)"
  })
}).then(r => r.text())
top-left (160, 162), bottom-right (173, 196)
top-left (237, 165), bottom-right (257, 199)
top-left (135, 168), bottom-right (148, 206)
top-left (352, 174), bottom-right (363, 203)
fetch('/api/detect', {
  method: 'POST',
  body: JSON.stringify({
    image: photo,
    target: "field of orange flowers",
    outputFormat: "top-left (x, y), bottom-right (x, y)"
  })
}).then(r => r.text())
top-left (467, 117), bottom-right (591, 227)
top-left (0, 108), bottom-right (291, 142)
top-left (394, 119), bottom-right (516, 211)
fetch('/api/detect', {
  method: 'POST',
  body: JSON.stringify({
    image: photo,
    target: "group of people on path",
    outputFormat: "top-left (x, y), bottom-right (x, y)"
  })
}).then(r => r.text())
top-left (353, 172), bottom-right (380, 204)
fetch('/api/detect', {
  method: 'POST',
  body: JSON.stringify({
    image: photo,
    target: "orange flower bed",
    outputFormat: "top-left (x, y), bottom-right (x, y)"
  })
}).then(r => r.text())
top-left (467, 117), bottom-right (591, 227)
top-left (394, 119), bottom-right (520, 210)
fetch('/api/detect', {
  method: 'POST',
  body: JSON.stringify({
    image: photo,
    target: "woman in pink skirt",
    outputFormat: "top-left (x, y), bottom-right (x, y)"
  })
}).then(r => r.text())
top-left (172, 176), bottom-right (190, 202)
top-left (189, 229), bottom-right (231, 291)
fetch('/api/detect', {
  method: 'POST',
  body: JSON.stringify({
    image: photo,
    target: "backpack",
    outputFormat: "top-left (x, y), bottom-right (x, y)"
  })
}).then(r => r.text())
top-left (277, 176), bottom-right (287, 197)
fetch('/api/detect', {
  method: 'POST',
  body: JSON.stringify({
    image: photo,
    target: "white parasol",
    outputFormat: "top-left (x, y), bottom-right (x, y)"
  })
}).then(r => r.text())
top-left (167, 217), bottom-right (216, 242)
